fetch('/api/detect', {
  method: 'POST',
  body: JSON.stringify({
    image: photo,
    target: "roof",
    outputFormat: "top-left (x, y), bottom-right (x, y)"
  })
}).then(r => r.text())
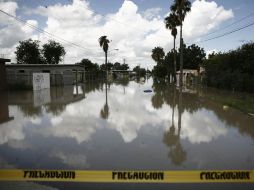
top-left (6, 64), bottom-right (81, 67)
top-left (0, 58), bottom-right (11, 63)
top-left (5, 64), bottom-right (85, 69)
top-left (176, 69), bottom-right (198, 74)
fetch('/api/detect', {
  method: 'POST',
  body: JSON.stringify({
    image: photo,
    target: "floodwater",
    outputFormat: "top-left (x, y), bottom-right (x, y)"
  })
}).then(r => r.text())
top-left (0, 78), bottom-right (254, 190)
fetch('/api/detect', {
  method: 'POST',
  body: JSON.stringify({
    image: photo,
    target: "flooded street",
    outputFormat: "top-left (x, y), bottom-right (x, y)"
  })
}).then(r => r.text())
top-left (0, 79), bottom-right (254, 189)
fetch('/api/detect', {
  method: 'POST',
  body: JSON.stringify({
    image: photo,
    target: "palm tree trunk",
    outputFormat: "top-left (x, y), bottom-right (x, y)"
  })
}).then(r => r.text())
top-left (173, 36), bottom-right (177, 84)
top-left (106, 80), bottom-right (108, 106)
top-left (179, 23), bottom-right (183, 87)
top-left (105, 51), bottom-right (108, 80)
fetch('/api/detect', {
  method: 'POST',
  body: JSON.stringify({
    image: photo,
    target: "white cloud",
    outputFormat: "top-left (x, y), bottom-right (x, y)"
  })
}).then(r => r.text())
top-left (50, 151), bottom-right (90, 168)
top-left (181, 108), bottom-right (228, 144)
top-left (0, 1), bottom-right (38, 60)
top-left (0, 107), bottom-right (26, 145)
top-left (0, 1), bottom-right (17, 23)
top-left (1, 0), bottom-right (233, 69)
top-left (142, 7), bottom-right (162, 20)
top-left (183, 0), bottom-right (233, 41)
top-left (30, 117), bottom-right (42, 125)
top-left (51, 116), bottom-right (62, 126)
top-left (206, 49), bottom-right (218, 58)
top-left (21, 20), bottom-right (38, 33)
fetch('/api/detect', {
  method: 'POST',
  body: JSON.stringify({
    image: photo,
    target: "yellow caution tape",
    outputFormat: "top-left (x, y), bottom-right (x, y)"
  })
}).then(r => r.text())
top-left (0, 169), bottom-right (253, 183)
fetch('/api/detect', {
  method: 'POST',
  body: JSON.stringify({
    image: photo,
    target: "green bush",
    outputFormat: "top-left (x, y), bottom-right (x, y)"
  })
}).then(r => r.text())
top-left (204, 42), bottom-right (254, 93)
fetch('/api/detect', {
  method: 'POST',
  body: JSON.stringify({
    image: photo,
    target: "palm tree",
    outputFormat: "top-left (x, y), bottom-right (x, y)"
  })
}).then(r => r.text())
top-left (100, 82), bottom-right (109, 119)
top-left (171, 0), bottom-right (191, 86)
top-left (98, 36), bottom-right (110, 77)
top-left (163, 86), bottom-right (186, 166)
top-left (151, 47), bottom-right (165, 65)
top-left (165, 12), bottom-right (180, 84)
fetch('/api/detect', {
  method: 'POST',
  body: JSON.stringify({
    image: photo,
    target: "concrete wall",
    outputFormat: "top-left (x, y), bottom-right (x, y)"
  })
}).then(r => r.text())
top-left (5, 64), bottom-right (84, 86)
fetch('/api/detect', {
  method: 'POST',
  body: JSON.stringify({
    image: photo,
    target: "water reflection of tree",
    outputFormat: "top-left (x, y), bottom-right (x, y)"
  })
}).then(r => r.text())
top-left (18, 105), bottom-right (42, 117)
top-left (85, 81), bottom-right (104, 93)
top-left (114, 79), bottom-right (129, 87)
top-left (163, 86), bottom-right (187, 166)
top-left (100, 82), bottom-right (110, 119)
top-left (151, 80), bottom-right (202, 113)
top-left (45, 104), bottom-right (66, 116)
top-left (151, 80), bottom-right (167, 109)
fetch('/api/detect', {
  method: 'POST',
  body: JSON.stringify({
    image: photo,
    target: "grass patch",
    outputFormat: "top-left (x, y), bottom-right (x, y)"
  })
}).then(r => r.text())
top-left (206, 89), bottom-right (254, 114)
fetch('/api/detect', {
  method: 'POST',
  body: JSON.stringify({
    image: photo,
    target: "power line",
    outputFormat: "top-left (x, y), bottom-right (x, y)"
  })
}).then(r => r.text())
top-left (200, 12), bottom-right (254, 38)
top-left (84, 5), bottom-right (170, 39)
top-left (0, 9), bottom-right (97, 52)
top-left (193, 21), bottom-right (254, 44)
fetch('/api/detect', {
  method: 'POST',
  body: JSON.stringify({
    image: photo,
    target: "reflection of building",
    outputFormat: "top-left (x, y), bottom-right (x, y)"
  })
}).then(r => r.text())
top-left (6, 64), bottom-right (85, 86)
top-left (7, 85), bottom-right (86, 116)
top-left (0, 92), bottom-right (14, 124)
top-left (8, 86), bottom-right (85, 105)
top-left (110, 70), bottom-right (131, 80)
top-left (34, 89), bottom-right (51, 107)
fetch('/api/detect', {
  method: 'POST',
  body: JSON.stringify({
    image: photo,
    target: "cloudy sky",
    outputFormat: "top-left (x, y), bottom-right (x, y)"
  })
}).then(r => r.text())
top-left (0, 0), bottom-right (254, 69)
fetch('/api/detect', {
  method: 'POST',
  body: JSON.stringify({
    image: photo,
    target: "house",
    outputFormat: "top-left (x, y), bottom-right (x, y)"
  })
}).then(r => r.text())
top-left (176, 67), bottom-right (205, 86)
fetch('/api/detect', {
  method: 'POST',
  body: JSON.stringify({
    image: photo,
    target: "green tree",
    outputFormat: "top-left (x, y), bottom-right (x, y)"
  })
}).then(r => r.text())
top-left (100, 62), bottom-right (113, 71)
top-left (42, 40), bottom-right (66, 64)
top-left (183, 43), bottom-right (206, 70)
top-left (133, 66), bottom-right (146, 77)
top-left (77, 59), bottom-right (99, 72)
top-left (171, 0), bottom-right (191, 86)
top-left (165, 12), bottom-right (180, 83)
top-left (164, 43), bottom-right (205, 72)
top-left (99, 36), bottom-right (110, 74)
top-left (152, 64), bottom-right (168, 79)
top-left (15, 39), bottom-right (42, 64)
top-left (204, 42), bottom-right (254, 92)
top-left (113, 62), bottom-right (121, 70)
top-left (151, 46), bottom-right (165, 65)
top-left (120, 63), bottom-right (129, 70)
top-left (113, 62), bottom-right (129, 70)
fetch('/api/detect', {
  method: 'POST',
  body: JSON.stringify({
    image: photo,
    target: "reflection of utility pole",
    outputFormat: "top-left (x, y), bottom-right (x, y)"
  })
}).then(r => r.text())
top-left (178, 86), bottom-right (182, 137)
top-left (172, 87), bottom-right (176, 127)
top-left (83, 58), bottom-right (85, 83)
top-left (107, 49), bottom-right (119, 81)
top-left (138, 64), bottom-right (141, 78)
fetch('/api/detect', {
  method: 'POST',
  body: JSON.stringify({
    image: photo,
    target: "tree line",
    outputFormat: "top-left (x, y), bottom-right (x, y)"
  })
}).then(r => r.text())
top-left (151, 43), bottom-right (206, 79)
top-left (151, 41), bottom-right (254, 93)
top-left (16, 39), bottom-right (66, 65)
top-left (204, 42), bottom-right (254, 93)
top-left (76, 58), bottom-right (129, 72)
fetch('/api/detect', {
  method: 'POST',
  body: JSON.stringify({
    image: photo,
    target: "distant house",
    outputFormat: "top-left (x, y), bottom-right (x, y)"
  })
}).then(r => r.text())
top-left (176, 67), bottom-right (205, 86)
